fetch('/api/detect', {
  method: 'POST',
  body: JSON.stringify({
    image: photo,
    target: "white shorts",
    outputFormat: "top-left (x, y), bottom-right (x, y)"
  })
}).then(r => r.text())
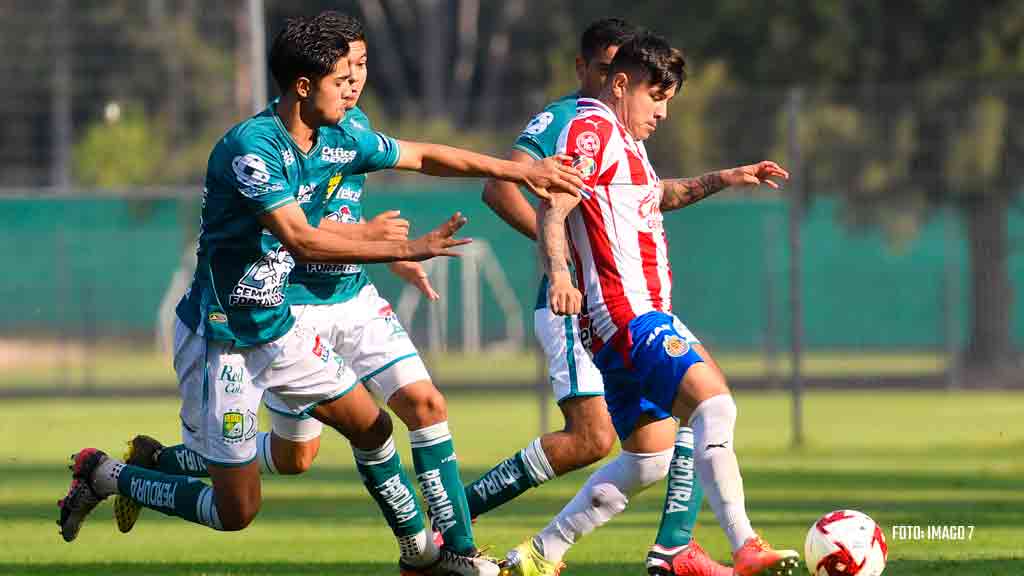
top-left (534, 306), bottom-right (605, 403)
top-left (174, 317), bottom-right (358, 465)
top-left (266, 284), bottom-right (430, 441)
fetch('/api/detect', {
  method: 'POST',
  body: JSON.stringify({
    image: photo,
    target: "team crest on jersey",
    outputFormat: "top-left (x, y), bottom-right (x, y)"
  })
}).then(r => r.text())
top-left (575, 131), bottom-right (601, 157)
top-left (572, 155), bottom-right (597, 179)
top-left (208, 312), bottom-right (227, 323)
top-left (281, 149), bottom-right (295, 167)
top-left (222, 411), bottom-right (244, 443)
top-left (522, 112), bottom-right (554, 136)
top-left (663, 335), bottom-right (689, 358)
top-left (326, 173), bottom-right (343, 199)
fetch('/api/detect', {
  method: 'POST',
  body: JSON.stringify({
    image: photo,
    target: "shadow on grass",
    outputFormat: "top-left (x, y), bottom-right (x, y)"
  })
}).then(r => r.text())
top-left (2, 559), bottom-right (1022, 575)
top-left (8, 464), bottom-right (1022, 528)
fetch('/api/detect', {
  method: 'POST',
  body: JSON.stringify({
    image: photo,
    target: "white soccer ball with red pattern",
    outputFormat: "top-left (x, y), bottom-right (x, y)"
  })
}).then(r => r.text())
top-left (805, 510), bottom-right (887, 576)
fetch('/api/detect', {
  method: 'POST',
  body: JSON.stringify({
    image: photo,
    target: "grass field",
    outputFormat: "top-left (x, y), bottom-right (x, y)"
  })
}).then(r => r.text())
top-left (0, 346), bottom-right (948, 391)
top-left (2, 391), bottom-right (1022, 575)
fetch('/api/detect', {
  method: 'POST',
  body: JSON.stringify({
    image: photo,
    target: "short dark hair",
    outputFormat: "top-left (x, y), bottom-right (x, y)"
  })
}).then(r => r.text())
top-left (269, 11), bottom-right (353, 92)
top-left (580, 18), bottom-right (636, 62)
top-left (335, 13), bottom-right (365, 44)
top-left (608, 32), bottom-right (686, 91)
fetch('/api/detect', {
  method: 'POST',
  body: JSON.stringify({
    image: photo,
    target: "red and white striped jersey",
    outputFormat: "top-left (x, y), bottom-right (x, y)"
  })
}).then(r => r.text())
top-left (556, 97), bottom-right (672, 351)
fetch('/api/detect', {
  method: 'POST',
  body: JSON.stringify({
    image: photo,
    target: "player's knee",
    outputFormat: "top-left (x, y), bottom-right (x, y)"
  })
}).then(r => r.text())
top-left (573, 423), bottom-right (616, 467)
top-left (340, 407), bottom-right (394, 451)
top-left (589, 482), bottom-right (628, 520)
top-left (393, 381), bottom-right (448, 428)
top-left (276, 441), bottom-right (320, 475)
top-left (564, 407), bottom-right (616, 467)
top-left (217, 497), bottom-right (261, 531)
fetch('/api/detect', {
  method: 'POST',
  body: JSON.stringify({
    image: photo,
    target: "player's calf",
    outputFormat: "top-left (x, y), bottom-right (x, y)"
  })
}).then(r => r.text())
top-left (552, 396), bottom-right (616, 473)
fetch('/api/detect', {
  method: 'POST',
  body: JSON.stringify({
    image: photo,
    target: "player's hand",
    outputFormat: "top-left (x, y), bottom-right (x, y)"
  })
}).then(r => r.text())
top-left (720, 161), bottom-right (790, 189)
top-left (366, 210), bottom-right (410, 240)
top-left (548, 274), bottom-right (582, 316)
top-left (406, 213), bottom-right (473, 261)
top-left (523, 155), bottom-right (587, 201)
top-left (389, 261), bottom-right (439, 300)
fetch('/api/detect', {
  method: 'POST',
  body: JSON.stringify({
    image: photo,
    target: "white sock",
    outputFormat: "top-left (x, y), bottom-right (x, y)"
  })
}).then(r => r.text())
top-left (398, 529), bottom-right (438, 566)
top-left (196, 486), bottom-right (225, 530)
top-left (92, 456), bottom-right (123, 497)
top-left (689, 394), bottom-right (755, 551)
top-left (535, 449), bottom-right (672, 563)
top-left (521, 437), bottom-right (556, 486)
top-left (256, 432), bottom-right (278, 475)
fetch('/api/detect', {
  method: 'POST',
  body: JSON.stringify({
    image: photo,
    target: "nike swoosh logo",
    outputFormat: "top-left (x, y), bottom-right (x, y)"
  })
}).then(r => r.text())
top-left (705, 442), bottom-right (729, 450)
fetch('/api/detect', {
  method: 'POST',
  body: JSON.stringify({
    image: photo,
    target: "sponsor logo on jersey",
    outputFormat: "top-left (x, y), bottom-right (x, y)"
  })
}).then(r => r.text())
top-left (663, 334), bottom-right (689, 357)
top-left (572, 155), bottom-right (597, 179)
top-left (297, 182), bottom-right (317, 203)
top-left (281, 149), bottom-right (295, 167)
top-left (321, 146), bottom-right (357, 164)
top-left (231, 246), bottom-right (295, 307)
top-left (232, 154), bottom-right (282, 194)
top-left (222, 410), bottom-right (244, 443)
top-left (575, 131), bottom-right (601, 157)
top-left (312, 334), bottom-right (331, 363)
top-left (335, 184), bottom-right (362, 201)
top-left (218, 363), bottom-right (243, 394)
top-left (326, 173), bottom-right (343, 198)
top-left (522, 111), bottom-right (554, 136)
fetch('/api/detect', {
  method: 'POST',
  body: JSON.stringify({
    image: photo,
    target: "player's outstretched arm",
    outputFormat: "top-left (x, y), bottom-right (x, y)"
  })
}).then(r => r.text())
top-left (660, 161), bottom-right (790, 212)
top-left (318, 210), bottom-right (410, 241)
top-left (481, 149), bottom-right (540, 241)
top-left (538, 192), bottom-right (582, 316)
top-left (260, 203), bottom-right (470, 263)
top-left (393, 140), bottom-right (585, 201)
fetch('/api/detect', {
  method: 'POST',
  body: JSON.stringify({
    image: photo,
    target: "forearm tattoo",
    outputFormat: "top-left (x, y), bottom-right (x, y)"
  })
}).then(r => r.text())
top-left (660, 171), bottom-right (727, 212)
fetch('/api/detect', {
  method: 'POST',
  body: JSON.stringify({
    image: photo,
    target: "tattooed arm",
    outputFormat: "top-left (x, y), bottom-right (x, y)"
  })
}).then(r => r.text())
top-left (660, 161), bottom-right (791, 212)
top-left (660, 172), bottom-right (728, 212)
top-left (538, 192), bottom-right (582, 316)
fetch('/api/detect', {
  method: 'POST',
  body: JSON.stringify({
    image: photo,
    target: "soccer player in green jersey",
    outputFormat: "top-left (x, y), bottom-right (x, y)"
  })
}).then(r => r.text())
top-left (58, 12), bottom-right (582, 576)
top-left (111, 14), bottom-right (525, 575)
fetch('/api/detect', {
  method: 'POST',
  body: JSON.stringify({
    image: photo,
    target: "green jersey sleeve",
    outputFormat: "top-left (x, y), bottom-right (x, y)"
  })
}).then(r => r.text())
top-left (227, 135), bottom-right (293, 216)
top-left (512, 92), bottom-right (579, 160)
top-left (346, 124), bottom-right (401, 175)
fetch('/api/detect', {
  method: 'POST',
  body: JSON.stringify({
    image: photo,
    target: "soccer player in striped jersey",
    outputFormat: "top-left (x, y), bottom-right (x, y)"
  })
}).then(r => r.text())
top-left (478, 19), bottom-right (730, 576)
top-left (520, 32), bottom-right (800, 576)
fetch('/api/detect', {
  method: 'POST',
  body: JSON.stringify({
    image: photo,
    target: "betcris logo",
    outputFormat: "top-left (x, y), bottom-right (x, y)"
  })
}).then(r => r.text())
top-left (322, 146), bottom-right (357, 164)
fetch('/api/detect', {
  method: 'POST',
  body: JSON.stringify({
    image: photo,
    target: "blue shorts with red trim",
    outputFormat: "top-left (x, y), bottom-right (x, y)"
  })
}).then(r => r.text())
top-left (592, 311), bottom-right (704, 440)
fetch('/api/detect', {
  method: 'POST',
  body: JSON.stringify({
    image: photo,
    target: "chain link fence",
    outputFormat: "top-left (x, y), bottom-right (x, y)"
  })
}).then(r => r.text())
top-left (2, 3), bottom-right (1022, 395)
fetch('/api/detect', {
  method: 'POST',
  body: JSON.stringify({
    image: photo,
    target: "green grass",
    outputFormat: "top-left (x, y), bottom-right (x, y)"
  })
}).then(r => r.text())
top-left (0, 347), bottom-right (947, 391)
top-left (2, 391), bottom-right (1022, 575)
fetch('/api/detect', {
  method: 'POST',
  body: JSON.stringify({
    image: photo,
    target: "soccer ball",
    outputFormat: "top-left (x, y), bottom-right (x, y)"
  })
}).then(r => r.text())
top-left (804, 510), bottom-right (887, 576)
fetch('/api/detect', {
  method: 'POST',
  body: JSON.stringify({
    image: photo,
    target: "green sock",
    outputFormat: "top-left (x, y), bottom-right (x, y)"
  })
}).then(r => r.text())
top-left (655, 427), bottom-right (704, 548)
top-left (410, 421), bottom-right (474, 554)
top-left (353, 436), bottom-right (426, 539)
top-left (465, 437), bottom-right (555, 518)
top-left (157, 444), bottom-right (210, 477)
top-left (158, 432), bottom-right (280, 477)
top-left (115, 463), bottom-right (223, 529)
